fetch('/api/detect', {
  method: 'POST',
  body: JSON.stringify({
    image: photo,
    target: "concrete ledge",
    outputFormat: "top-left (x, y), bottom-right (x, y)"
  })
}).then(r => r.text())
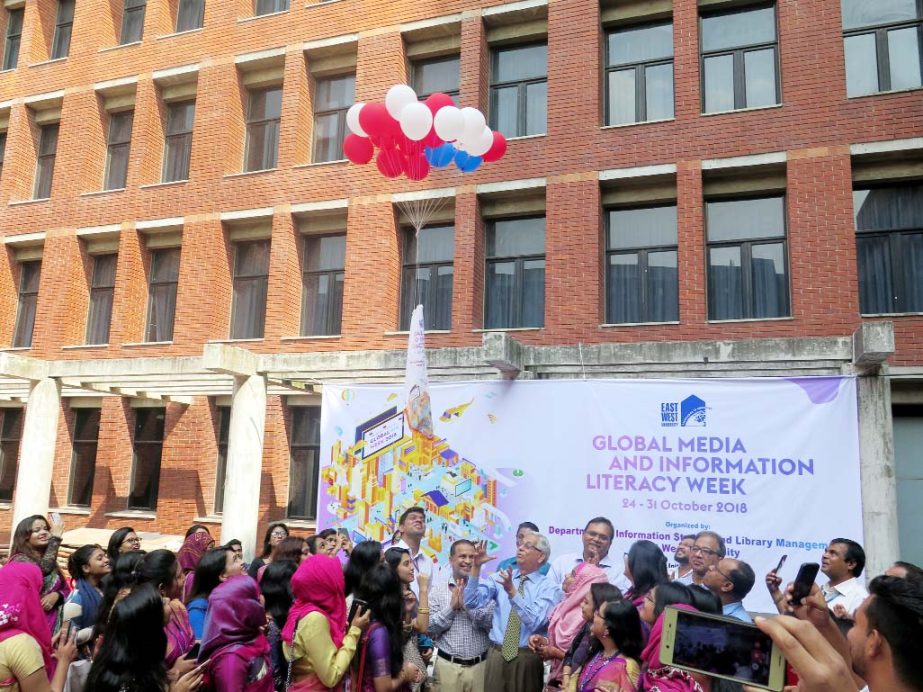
top-left (853, 322), bottom-right (895, 372)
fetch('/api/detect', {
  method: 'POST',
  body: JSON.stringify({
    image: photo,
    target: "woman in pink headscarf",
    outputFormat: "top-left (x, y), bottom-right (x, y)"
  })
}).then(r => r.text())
top-left (176, 530), bottom-right (215, 601)
top-left (528, 562), bottom-right (608, 690)
top-left (0, 561), bottom-right (78, 691)
top-left (282, 554), bottom-right (371, 691)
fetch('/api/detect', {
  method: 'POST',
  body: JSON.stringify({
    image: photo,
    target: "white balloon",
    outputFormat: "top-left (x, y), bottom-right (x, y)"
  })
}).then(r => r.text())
top-left (385, 84), bottom-right (418, 119)
top-left (466, 126), bottom-right (494, 157)
top-left (433, 106), bottom-right (464, 141)
top-left (460, 107), bottom-right (487, 143)
top-left (346, 102), bottom-right (366, 136)
top-left (399, 102), bottom-right (433, 141)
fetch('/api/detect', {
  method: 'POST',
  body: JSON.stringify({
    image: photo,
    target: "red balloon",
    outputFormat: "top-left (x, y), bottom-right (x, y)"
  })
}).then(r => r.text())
top-left (424, 92), bottom-right (455, 115)
top-left (400, 136), bottom-right (424, 158)
top-left (423, 127), bottom-right (443, 148)
top-left (481, 131), bottom-right (508, 163)
top-left (343, 134), bottom-right (374, 164)
top-left (404, 154), bottom-right (430, 181)
top-left (377, 149), bottom-right (403, 178)
top-left (359, 103), bottom-right (391, 137)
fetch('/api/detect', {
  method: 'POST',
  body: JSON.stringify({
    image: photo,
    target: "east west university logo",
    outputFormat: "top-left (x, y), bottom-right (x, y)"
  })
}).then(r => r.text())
top-left (660, 395), bottom-right (707, 427)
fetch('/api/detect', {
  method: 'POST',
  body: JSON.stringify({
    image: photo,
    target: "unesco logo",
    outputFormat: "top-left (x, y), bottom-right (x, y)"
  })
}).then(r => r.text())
top-left (661, 395), bottom-right (707, 428)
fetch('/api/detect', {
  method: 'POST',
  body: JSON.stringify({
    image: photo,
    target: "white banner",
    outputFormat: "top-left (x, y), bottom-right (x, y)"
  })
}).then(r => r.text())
top-left (318, 377), bottom-right (862, 612)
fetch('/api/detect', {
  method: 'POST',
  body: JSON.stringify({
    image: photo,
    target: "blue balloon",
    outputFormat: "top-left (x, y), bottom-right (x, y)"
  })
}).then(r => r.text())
top-left (455, 150), bottom-right (482, 173)
top-left (430, 143), bottom-right (457, 168)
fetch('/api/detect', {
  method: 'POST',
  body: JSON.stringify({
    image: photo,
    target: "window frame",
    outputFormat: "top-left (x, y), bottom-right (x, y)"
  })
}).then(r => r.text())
top-left (0, 408), bottom-right (23, 502)
top-left (104, 110), bottom-right (134, 191)
top-left (128, 407), bottom-right (165, 510)
top-left (13, 260), bottom-right (41, 349)
top-left (162, 100), bottom-right (195, 183)
top-left (286, 406), bottom-right (320, 520)
top-left (484, 215), bottom-right (546, 329)
top-left (213, 405), bottom-right (230, 514)
top-left (300, 233), bottom-right (346, 337)
top-left (604, 204), bottom-right (680, 324)
top-left (705, 194), bottom-right (791, 321)
top-left (604, 21), bottom-right (675, 126)
top-left (699, 2), bottom-right (781, 113)
top-left (67, 407), bottom-right (101, 507)
top-left (400, 225), bottom-right (454, 331)
top-left (312, 74), bottom-right (355, 164)
top-left (51, 0), bottom-right (75, 60)
top-left (120, 0), bottom-right (146, 45)
top-left (230, 239), bottom-right (270, 340)
top-left (489, 41), bottom-right (549, 138)
top-left (34, 123), bottom-right (59, 200)
top-left (411, 54), bottom-right (461, 100)
top-left (86, 253), bottom-right (118, 345)
top-left (2, 7), bottom-right (23, 71)
top-left (842, 2), bottom-right (923, 96)
top-left (244, 87), bottom-right (282, 173)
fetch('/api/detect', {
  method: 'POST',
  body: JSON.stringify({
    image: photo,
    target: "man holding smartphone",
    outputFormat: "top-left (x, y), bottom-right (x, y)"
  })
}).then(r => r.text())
top-left (820, 538), bottom-right (868, 619)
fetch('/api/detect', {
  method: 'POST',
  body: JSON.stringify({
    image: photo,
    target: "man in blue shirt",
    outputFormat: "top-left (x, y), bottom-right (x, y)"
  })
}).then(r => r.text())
top-left (703, 557), bottom-right (756, 622)
top-left (464, 533), bottom-right (561, 691)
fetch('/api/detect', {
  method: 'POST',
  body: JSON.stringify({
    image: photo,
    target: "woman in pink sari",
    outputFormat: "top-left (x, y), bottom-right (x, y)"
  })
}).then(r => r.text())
top-left (8, 515), bottom-right (70, 635)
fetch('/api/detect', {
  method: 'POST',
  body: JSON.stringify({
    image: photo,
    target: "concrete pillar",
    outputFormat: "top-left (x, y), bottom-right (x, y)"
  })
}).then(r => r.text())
top-left (11, 378), bottom-right (62, 530)
top-left (857, 370), bottom-right (899, 579)
top-left (218, 373), bottom-right (267, 561)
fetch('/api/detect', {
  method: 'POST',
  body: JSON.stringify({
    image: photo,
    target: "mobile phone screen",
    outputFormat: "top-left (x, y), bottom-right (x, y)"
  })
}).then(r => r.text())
top-left (671, 609), bottom-right (776, 687)
top-left (347, 599), bottom-right (367, 624)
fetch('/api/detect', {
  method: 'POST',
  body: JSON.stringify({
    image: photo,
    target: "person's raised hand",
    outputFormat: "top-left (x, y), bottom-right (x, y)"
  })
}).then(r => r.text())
top-left (52, 628), bottom-right (78, 663)
top-left (351, 604), bottom-right (372, 631)
top-left (473, 541), bottom-right (495, 568)
top-left (500, 568), bottom-right (517, 598)
top-left (451, 581), bottom-right (465, 610)
top-left (169, 662), bottom-right (205, 692)
top-left (50, 515), bottom-right (65, 539)
top-left (786, 582), bottom-right (833, 629)
top-left (832, 603), bottom-right (850, 620)
top-left (417, 570), bottom-right (430, 593)
top-left (766, 570), bottom-right (783, 594)
top-left (586, 546), bottom-right (601, 566)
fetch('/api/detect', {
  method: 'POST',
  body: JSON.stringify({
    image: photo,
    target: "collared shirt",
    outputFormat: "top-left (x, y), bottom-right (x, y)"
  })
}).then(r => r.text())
top-left (428, 573), bottom-right (494, 658)
top-left (463, 568), bottom-right (561, 648)
top-left (822, 576), bottom-right (868, 617)
top-left (722, 601), bottom-right (753, 623)
top-left (395, 538), bottom-right (439, 594)
top-left (547, 552), bottom-right (632, 593)
top-left (497, 556), bottom-right (550, 576)
top-left (672, 568), bottom-right (695, 585)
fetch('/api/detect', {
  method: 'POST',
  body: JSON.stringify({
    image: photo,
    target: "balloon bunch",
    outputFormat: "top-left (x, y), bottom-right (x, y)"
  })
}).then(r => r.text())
top-left (342, 84), bottom-right (507, 181)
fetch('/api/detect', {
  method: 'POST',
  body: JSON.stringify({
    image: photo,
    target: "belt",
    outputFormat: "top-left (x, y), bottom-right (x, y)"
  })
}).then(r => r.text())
top-left (437, 649), bottom-right (487, 666)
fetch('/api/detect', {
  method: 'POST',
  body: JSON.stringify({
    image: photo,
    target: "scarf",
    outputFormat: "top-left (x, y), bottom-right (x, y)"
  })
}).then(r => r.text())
top-left (73, 578), bottom-right (103, 630)
top-left (548, 563), bottom-right (607, 650)
top-left (199, 575), bottom-right (269, 663)
top-left (282, 554), bottom-right (347, 648)
top-left (0, 562), bottom-right (53, 670)
top-left (640, 604), bottom-right (704, 692)
top-left (177, 532), bottom-right (215, 573)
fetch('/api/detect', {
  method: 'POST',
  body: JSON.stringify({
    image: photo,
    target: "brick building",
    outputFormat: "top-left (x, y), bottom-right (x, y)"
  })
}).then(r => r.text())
top-left (0, 0), bottom-right (920, 570)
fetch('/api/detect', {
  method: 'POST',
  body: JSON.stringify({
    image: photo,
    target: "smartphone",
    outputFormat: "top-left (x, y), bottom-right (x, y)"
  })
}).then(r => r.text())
top-left (348, 598), bottom-right (368, 624)
top-left (790, 562), bottom-right (820, 604)
top-left (50, 511), bottom-right (62, 525)
top-left (337, 528), bottom-right (351, 539)
top-left (184, 643), bottom-right (201, 660)
top-left (774, 554), bottom-right (787, 573)
top-left (659, 606), bottom-right (787, 691)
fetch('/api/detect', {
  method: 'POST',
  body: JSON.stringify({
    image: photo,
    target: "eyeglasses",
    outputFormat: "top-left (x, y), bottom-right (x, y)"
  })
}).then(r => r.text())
top-left (691, 546), bottom-right (719, 557)
top-left (712, 564), bottom-right (734, 582)
top-left (270, 531), bottom-right (287, 538)
top-left (520, 543), bottom-right (543, 553)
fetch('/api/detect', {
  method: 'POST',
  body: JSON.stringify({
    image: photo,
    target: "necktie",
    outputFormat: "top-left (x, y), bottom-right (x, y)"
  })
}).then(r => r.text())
top-left (501, 576), bottom-right (527, 662)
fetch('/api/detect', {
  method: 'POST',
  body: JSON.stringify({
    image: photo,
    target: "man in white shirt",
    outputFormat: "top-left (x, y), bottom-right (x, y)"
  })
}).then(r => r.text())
top-left (394, 506), bottom-right (436, 591)
top-left (821, 538), bottom-right (868, 618)
top-left (671, 534), bottom-right (696, 584)
top-left (546, 516), bottom-right (631, 592)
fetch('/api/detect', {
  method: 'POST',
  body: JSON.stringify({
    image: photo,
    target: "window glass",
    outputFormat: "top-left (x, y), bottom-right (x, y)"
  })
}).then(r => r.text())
top-left (608, 69), bottom-right (636, 125)
top-left (413, 56), bottom-right (460, 96)
top-left (707, 197), bottom-right (786, 241)
top-left (316, 75), bottom-right (355, 111)
top-left (844, 33), bottom-right (879, 96)
top-left (841, 0), bottom-right (918, 30)
top-left (608, 23), bottom-right (673, 64)
top-left (305, 234), bottom-right (346, 271)
top-left (744, 48), bottom-right (777, 107)
top-left (854, 185), bottom-right (923, 230)
top-left (176, 0), bottom-right (204, 31)
top-left (495, 43), bottom-right (547, 82)
top-left (750, 242), bottom-right (788, 318)
top-left (701, 6), bottom-right (776, 52)
top-left (646, 63), bottom-right (674, 120)
top-left (69, 408), bottom-right (100, 507)
top-left (888, 27), bottom-right (923, 90)
top-left (0, 409), bottom-right (23, 502)
top-left (525, 81), bottom-right (547, 135)
top-left (708, 245), bottom-right (744, 320)
top-left (704, 54), bottom-right (735, 112)
top-left (128, 408), bottom-right (165, 510)
top-left (609, 206), bottom-right (678, 249)
top-left (488, 217), bottom-right (545, 256)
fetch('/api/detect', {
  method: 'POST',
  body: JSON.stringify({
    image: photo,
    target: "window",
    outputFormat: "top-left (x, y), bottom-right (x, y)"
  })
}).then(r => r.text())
top-left (86, 254), bottom-right (117, 345)
top-left (490, 43), bottom-right (547, 137)
top-left (701, 4), bottom-right (779, 112)
top-left (105, 111), bottom-right (134, 190)
top-left (401, 225), bottom-right (453, 330)
top-left (2, 8), bottom-right (22, 70)
top-left (245, 87), bottom-right (281, 172)
top-left (255, 0), bottom-right (289, 16)
top-left (0, 409), bottom-right (23, 502)
top-left (706, 196), bottom-right (789, 320)
top-left (313, 75), bottom-right (354, 163)
top-left (176, 0), bottom-right (204, 32)
top-left (606, 206), bottom-right (679, 323)
top-left (13, 261), bottom-right (41, 348)
top-left (301, 234), bottom-right (345, 336)
top-left (854, 182), bottom-right (923, 314)
top-left (68, 408), bottom-right (100, 507)
top-left (128, 408), bottom-right (165, 510)
top-left (163, 101), bottom-right (195, 182)
top-left (0, 132), bottom-right (5, 179)
top-left (51, 0), bottom-right (74, 59)
top-left (485, 217), bottom-right (545, 328)
top-left (120, 0), bottom-right (146, 44)
top-left (606, 23), bottom-right (674, 125)
top-left (287, 407), bottom-right (320, 520)
top-left (34, 124), bottom-right (59, 199)
top-left (213, 405), bottom-right (230, 514)
top-left (412, 56), bottom-right (460, 99)
top-left (146, 248), bottom-right (180, 342)
top-left (842, 0), bottom-right (922, 97)
top-left (230, 240), bottom-right (270, 339)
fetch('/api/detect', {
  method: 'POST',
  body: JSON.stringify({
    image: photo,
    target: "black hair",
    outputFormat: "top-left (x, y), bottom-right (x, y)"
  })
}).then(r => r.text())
top-left (261, 560), bottom-right (297, 627)
top-left (260, 522), bottom-right (289, 558)
top-left (86, 583), bottom-right (169, 692)
top-left (358, 564), bottom-right (405, 677)
top-left (727, 559), bottom-right (756, 600)
top-left (345, 540), bottom-right (382, 597)
top-left (687, 585), bottom-right (722, 614)
top-left (450, 539), bottom-right (475, 556)
top-left (600, 599), bottom-right (645, 661)
top-left (317, 528), bottom-right (336, 540)
top-left (187, 548), bottom-right (230, 603)
top-left (517, 521), bottom-right (540, 533)
top-left (652, 582), bottom-right (695, 620)
top-left (184, 524), bottom-right (211, 539)
top-left (225, 539), bottom-right (242, 550)
top-left (106, 527), bottom-right (137, 564)
top-left (398, 506), bottom-right (426, 526)
top-left (95, 551), bottom-right (146, 638)
top-left (682, 534), bottom-right (697, 541)
top-left (305, 535), bottom-right (321, 555)
top-left (695, 530), bottom-right (727, 558)
top-left (583, 516), bottom-right (614, 540)
top-left (68, 544), bottom-right (105, 582)
top-left (590, 583), bottom-right (624, 611)
top-left (894, 561), bottom-right (923, 582)
top-left (135, 549), bottom-right (179, 596)
top-left (275, 536), bottom-right (306, 564)
top-left (627, 540), bottom-right (669, 597)
top-left (866, 575), bottom-right (923, 688)
top-left (384, 547), bottom-right (411, 574)
top-left (831, 538), bottom-right (866, 577)
top-left (10, 514), bottom-right (50, 565)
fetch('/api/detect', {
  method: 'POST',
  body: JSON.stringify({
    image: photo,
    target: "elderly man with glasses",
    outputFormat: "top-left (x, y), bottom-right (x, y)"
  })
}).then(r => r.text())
top-left (703, 557), bottom-right (756, 622)
top-left (689, 530), bottom-right (726, 586)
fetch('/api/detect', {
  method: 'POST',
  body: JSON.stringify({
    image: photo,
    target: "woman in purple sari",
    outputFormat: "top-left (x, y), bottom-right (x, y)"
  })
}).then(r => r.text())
top-left (576, 600), bottom-right (643, 692)
top-left (8, 515), bottom-right (70, 635)
top-left (136, 549), bottom-right (196, 667)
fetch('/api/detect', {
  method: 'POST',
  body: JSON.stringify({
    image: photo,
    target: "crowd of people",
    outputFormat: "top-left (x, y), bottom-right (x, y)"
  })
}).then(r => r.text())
top-left (0, 509), bottom-right (921, 692)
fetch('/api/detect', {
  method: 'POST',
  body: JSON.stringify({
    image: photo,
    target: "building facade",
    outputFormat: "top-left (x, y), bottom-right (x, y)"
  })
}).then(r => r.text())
top-left (0, 0), bottom-right (920, 570)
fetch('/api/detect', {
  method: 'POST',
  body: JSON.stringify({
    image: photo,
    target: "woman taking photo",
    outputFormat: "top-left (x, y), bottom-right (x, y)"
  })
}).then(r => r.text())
top-left (575, 600), bottom-right (644, 691)
top-left (248, 523), bottom-right (289, 579)
top-left (136, 550), bottom-right (196, 667)
top-left (60, 544), bottom-right (111, 644)
top-left (9, 515), bottom-right (69, 634)
top-left (106, 526), bottom-right (142, 564)
top-left (186, 547), bottom-right (245, 640)
top-left (282, 554), bottom-right (370, 690)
